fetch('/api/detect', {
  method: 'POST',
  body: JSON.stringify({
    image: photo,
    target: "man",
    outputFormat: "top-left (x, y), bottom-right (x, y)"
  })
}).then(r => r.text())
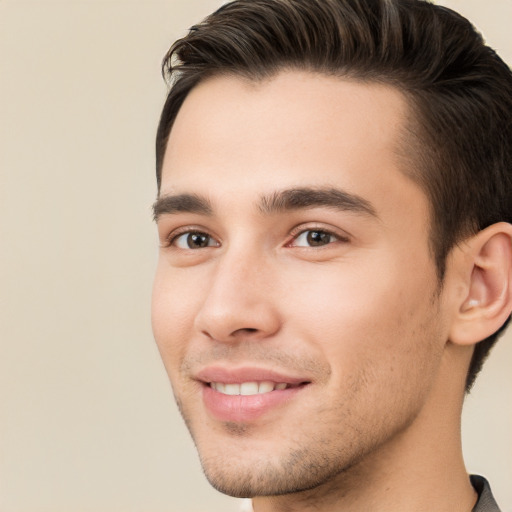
top-left (151, 1), bottom-right (512, 510)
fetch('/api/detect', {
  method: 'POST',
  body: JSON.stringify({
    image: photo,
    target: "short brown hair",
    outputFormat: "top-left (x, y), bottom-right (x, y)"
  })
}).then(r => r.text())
top-left (155, 0), bottom-right (512, 390)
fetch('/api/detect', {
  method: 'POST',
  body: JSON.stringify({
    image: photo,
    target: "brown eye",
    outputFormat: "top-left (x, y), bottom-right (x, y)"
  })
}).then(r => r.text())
top-left (174, 232), bottom-right (217, 249)
top-left (307, 230), bottom-right (332, 246)
top-left (293, 229), bottom-right (337, 247)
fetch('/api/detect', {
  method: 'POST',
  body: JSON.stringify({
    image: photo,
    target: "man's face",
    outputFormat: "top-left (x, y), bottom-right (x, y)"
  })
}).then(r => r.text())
top-left (152, 71), bottom-right (450, 497)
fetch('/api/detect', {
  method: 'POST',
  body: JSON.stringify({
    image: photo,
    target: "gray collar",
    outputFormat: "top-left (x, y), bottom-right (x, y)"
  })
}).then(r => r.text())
top-left (471, 475), bottom-right (501, 512)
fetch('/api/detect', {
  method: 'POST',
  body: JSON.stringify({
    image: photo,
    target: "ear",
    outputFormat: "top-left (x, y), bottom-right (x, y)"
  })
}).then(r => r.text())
top-left (449, 222), bottom-right (512, 346)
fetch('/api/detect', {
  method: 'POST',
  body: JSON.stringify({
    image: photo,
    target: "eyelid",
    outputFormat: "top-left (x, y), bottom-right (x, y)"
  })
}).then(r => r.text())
top-left (287, 223), bottom-right (351, 247)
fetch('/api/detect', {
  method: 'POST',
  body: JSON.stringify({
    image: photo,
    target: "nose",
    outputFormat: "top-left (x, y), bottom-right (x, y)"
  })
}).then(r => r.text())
top-left (194, 248), bottom-right (281, 343)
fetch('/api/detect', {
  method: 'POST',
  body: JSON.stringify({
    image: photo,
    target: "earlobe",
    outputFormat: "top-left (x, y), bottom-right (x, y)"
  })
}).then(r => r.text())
top-left (449, 222), bottom-right (512, 346)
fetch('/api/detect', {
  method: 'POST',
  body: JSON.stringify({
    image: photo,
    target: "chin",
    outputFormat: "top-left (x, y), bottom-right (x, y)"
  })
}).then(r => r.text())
top-left (195, 439), bottom-right (356, 499)
top-left (201, 464), bottom-right (298, 498)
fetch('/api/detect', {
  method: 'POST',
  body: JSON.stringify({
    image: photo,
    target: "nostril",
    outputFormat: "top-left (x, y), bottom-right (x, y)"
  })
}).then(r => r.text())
top-left (231, 327), bottom-right (259, 337)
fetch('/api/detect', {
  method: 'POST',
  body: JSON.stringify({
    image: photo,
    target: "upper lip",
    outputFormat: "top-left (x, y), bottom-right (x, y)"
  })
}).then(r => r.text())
top-left (195, 366), bottom-right (311, 385)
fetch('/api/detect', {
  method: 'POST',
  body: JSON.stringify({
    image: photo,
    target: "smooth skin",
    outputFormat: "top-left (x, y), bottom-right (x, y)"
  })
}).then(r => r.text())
top-left (152, 71), bottom-right (512, 512)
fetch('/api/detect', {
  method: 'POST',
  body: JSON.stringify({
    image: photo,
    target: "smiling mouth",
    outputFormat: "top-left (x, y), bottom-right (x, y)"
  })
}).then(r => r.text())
top-left (209, 381), bottom-right (307, 396)
top-left (201, 376), bottom-right (311, 422)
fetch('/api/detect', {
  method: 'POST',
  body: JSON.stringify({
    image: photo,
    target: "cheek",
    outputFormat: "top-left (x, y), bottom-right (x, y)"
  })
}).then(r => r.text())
top-left (151, 265), bottom-right (199, 373)
top-left (282, 254), bottom-right (441, 382)
top-left (285, 270), bottom-right (443, 442)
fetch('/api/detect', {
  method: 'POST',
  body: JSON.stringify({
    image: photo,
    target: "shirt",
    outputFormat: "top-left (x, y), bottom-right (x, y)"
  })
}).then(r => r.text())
top-left (471, 475), bottom-right (501, 512)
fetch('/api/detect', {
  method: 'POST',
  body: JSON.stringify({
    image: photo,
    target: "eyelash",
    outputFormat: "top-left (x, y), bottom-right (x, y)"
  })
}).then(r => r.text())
top-left (165, 224), bottom-right (349, 251)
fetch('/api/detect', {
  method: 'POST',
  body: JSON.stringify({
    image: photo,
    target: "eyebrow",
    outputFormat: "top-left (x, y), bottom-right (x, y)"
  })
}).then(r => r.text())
top-left (153, 186), bottom-right (377, 221)
top-left (153, 193), bottom-right (213, 221)
top-left (258, 187), bottom-right (378, 217)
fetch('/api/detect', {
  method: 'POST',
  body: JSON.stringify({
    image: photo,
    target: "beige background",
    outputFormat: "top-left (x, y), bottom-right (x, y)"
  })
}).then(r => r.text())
top-left (0, 1), bottom-right (510, 511)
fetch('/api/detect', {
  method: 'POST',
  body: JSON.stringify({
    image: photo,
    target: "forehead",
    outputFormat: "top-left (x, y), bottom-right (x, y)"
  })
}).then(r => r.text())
top-left (161, 71), bottom-right (423, 217)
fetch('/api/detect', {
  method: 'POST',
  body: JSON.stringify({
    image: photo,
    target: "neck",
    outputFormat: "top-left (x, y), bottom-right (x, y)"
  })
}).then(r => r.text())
top-left (252, 345), bottom-right (477, 512)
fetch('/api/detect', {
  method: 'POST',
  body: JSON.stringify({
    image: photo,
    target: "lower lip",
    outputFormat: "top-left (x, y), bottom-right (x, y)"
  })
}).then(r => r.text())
top-left (202, 384), bottom-right (305, 423)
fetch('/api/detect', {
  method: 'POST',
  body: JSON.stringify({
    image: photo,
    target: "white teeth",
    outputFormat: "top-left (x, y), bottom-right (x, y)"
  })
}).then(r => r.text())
top-left (224, 383), bottom-right (240, 395)
top-left (210, 381), bottom-right (289, 395)
top-left (240, 382), bottom-right (259, 396)
top-left (258, 381), bottom-right (275, 394)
